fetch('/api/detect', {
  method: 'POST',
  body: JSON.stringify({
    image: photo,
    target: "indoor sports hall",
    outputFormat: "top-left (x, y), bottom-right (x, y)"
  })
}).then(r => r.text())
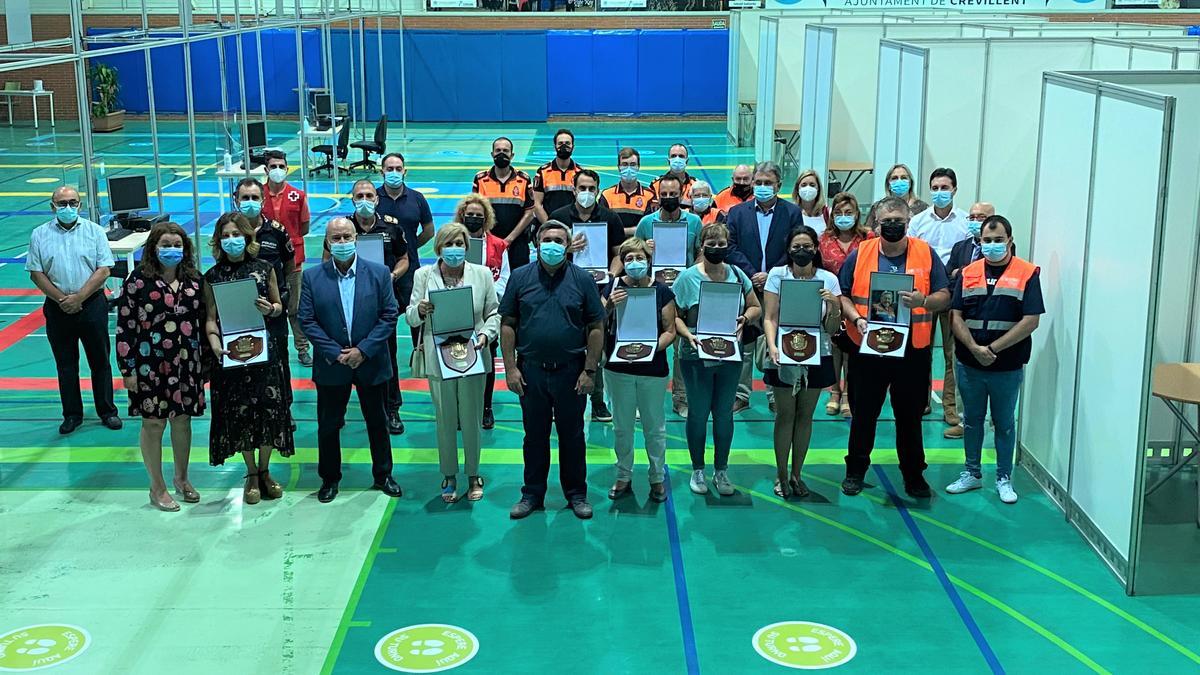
top-left (1, 2), bottom-right (1199, 674)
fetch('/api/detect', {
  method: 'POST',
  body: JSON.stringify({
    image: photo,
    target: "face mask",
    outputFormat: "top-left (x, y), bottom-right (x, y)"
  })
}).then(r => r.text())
top-left (539, 241), bottom-right (567, 266)
top-left (834, 215), bottom-right (856, 231)
top-left (330, 241), bottom-right (356, 262)
top-left (754, 185), bottom-right (776, 202)
top-left (982, 242), bottom-right (1009, 263)
top-left (555, 146), bottom-right (572, 161)
top-left (55, 205), bottom-right (79, 225)
top-left (493, 154), bottom-right (511, 170)
top-left (879, 221), bottom-right (907, 243)
top-left (354, 199), bottom-right (376, 218)
top-left (575, 190), bottom-right (597, 209)
top-left (239, 199), bottom-right (262, 218)
top-left (158, 246), bottom-right (184, 267)
top-left (703, 245), bottom-right (729, 264)
top-left (967, 219), bottom-right (983, 238)
top-left (931, 189), bottom-right (954, 208)
top-left (692, 196), bottom-right (713, 213)
top-left (889, 179), bottom-right (911, 197)
top-left (732, 183), bottom-right (752, 199)
top-left (463, 214), bottom-right (486, 233)
top-left (619, 166), bottom-right (639, 181)
top-left (221, 235), bottom-right (247, 257)
top-left (789, 248), bottom-right (815, 268)
top-left (383, 171), bottom-right (404, 189)
top-left (659, 196), bottom-right (680, 213)
top-left (442, 246), bottom-right (466, 268)
top-left (797, 185), bottom-right (819, 203)
top-left (624, 260), bottom-right (649, 280)
top-left (669, 157), bottom-right (687, 173)
top-left (268, 167), bottom-right (287, 184)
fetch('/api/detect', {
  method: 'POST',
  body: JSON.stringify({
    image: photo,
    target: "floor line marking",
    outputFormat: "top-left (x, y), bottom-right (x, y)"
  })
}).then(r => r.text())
top-left (739, 485), bottom-right (1109, 674)
top-left (663, 465), bottom-right (701, 675)
top-left (0, 309), bottom-right (44, 352)
top-left (873, 465), bottom-right (1004, 674)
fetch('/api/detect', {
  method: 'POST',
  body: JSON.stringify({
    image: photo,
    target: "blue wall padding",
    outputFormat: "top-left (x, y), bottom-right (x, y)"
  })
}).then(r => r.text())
top-left (90, 27), bottom-right (726, 120)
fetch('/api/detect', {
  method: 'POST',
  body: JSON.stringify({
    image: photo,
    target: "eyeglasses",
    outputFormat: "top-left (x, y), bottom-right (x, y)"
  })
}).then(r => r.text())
top-left (879, 218), bottom-right (907, 228)
top-left (53, 199), bottom-right (81, 208)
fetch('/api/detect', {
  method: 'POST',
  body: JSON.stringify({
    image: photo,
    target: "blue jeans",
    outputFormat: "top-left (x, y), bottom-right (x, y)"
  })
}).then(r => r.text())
top-left (956, 362), bottom-right (1023, 480)
top-left (680, 360), bottom-right (741, 471)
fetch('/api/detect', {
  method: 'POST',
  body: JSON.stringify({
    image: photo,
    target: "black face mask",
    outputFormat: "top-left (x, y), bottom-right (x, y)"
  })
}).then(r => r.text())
top-left (493, 154), bottom-right (511, 169)
top-left (659, 197), bottom-right (680, 213)
top-left (880, 220), bottom-right (907, 243)
top-left (463, 215), bottom-right (486, 233)
top-left (556, 146), bottom-right (572, 160)
top-left (789, 248), bottom-right (815, 268)
top-left (703, 245), bottom-right (729, 264)
top-left (731, 183), bottom-right (753, 199)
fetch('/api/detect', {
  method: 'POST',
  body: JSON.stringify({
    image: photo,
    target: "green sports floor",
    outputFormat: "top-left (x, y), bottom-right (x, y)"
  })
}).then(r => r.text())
top-left (1, 119), bottom-right (1198, 674)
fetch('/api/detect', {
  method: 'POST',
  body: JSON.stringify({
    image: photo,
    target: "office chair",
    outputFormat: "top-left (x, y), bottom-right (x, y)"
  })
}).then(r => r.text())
top-left (349, 115), bottom-right (387, 172)
top-left (311, 122), bottom-right (351, 177)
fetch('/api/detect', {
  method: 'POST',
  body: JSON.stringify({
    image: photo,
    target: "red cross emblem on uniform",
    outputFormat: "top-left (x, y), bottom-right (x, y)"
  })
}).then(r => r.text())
top-left (287, 190), bottom-right (301, 203)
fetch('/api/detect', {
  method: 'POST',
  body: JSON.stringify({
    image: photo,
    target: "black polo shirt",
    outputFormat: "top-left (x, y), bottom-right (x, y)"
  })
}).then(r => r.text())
top-left (549, 202), bottom-right (627, 265)
top-left (533, 159), bottom-right (582, 219)
top-left (253, 218), bottom-right (294, 299)
top-left (376, 185), bottom-right (431, 279)
top-left (473, 167), bottom-right (535, 243)
top-left (499, 261), bottom-right (604, 363)
top-left (602, 278), bottom-right (675, 378)
top-left (346, 213), bottom-right (408, 275)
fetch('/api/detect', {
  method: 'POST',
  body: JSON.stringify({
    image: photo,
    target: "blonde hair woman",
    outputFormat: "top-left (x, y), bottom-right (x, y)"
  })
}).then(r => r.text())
top-left (819, 192), bottom-right (875, 418)
top-left (454, 195), bottom-right (510, 430)
top-left (406, 222), bottom-right (500, 503)
top-left (864, 163), bottom-right (928, 232)
top-left (792, 169), bottom-right (829, 232)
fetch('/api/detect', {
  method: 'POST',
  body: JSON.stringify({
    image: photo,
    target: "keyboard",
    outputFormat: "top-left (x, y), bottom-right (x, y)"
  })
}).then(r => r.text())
top-left (106, 227), bottom-right (133, 241)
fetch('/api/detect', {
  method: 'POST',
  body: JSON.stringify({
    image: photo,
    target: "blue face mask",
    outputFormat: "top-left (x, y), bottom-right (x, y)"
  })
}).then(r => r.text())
top-left (981, 241), bottom-right (1008, 263)
top-left (539, 241), bottom-right (567, 266)
top-left (354, 199), bottom-right (376, 218)
top-left (888, 179), bottom-right (911, 197)
top-left (931, 189), bottom-right (954, 208)
top-left (967, 219), bottom-right (983, 238)
top-left (669, 157), bottom-right (687, 173)
top-left (691, 196), bottom-right (712, 213)
top-left (330, 241), bottom-right (356, 262)
top-left (754, 185), bottom-right (776, 203)
top-left (441, 246), bottom-right (466, 268)
top-left (221, 235), bottom-right (246, 257)
top-left (55, 205), bottom-right (79, 225)
top-left (268, 167), bottom-right (287, 185)
top-left (158, 246), bottom-right (184, 267)
top-left (383, 171), bottom-right (404, 189)
top-left (239, 199), bottom-right (262, 218)
top-left (834, 215), bottom-right (856, 231)
top-left (624, 260), bottom-right (649, 280)
top-left (619, 166), bottom-right (639, 181)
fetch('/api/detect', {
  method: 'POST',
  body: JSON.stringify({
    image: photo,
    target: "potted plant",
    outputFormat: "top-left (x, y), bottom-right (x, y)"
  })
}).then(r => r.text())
top-left (88, 63), bottom-right (124, 132)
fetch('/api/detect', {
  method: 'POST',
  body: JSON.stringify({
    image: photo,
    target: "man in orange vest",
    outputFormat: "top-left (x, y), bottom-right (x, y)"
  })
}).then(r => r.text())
top-left (945, 215), bottom-right (1042, 505)
top-left (713, 164), bottom-right (753, 214)
top-left (837, 196), bottom-right (952, 498)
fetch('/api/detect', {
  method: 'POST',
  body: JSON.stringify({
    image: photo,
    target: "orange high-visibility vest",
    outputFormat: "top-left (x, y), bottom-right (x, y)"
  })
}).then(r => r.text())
top-left (846, 236), bottom-right (935, 349)
top-left (959, 256), bottom-right (1038, 335)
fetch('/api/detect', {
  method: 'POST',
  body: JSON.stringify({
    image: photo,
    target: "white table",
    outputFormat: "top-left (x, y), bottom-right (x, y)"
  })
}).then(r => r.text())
top-left (300, 122), bottom-right (344, 192)
top-left (216, 161), bottom-right (269, 216)
top-left (0, 90), bottom-right (54, 129)
top-left (107, 230), bottom-right (150, 297)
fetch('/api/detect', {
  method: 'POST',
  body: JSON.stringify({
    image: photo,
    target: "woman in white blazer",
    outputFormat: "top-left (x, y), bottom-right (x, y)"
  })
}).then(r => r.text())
top-left (406, 223), bottom-right (500, 503)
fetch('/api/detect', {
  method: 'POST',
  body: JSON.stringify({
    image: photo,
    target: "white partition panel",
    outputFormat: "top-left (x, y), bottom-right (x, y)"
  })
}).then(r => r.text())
top-left (1091, 40), bottom-right (1132, 69)
top-left (896, 48), bottom-right (926, 188)
top-left (1072, 88), bottom-right (1169, 565)
top-left (1129, 45), bottom-right (1176, 70)
top-left (919, 42), bottom-right (986, 207)
top-left (727, 10), bottom-right (741, 141)
top-left (754, 18), bottom-right (779, 162)
top-left (1180, 51), bottom-right (1200, 69)
top-left (872, 42), bottom-right (902, 194)
top-left (798, 25), bottom-right (834, 179)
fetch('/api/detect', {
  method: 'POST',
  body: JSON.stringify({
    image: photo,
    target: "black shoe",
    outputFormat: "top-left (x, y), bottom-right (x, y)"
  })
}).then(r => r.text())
top-left (482, 408), bottom-right (495, 430)
top-left (101, 415), bottom-right (123, 430)
top-left (509, 498), bottom-right (544, 520)
top-left (571, 499), bottom-right (594, 519)
top-left (387, 411), bottom-right (405, 435)
top-left (298, 349), bottom-right (313, 367)
top-left (590, 401), bottom-right (612, 423)
top-left (841, 476), bottom-right (864, 496)
top-left (59, 417), bottom-right (82, 435)
top-left (905, 480), bottom-right (933, 499)
top-left (318, 482), bottom-right (339, 503)
top-left (372, 476), bottom-right (403, 498)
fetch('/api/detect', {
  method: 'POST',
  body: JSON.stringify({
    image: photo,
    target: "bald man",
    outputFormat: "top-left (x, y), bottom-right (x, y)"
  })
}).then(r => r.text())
top-left (713, 164), bottom-right (754, 214)
top-left (943, 201), bottom-right (997, 440)
top-left (28, 186), bottom-right (121, 434)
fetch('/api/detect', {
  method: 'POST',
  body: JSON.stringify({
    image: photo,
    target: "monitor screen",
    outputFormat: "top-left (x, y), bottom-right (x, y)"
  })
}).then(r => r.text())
top-left (244, 121), bottom-right (266, 149)
top-left (313, 92), bottom-right (332, 117)
top-left (108, 175), bottom-right (149, 214)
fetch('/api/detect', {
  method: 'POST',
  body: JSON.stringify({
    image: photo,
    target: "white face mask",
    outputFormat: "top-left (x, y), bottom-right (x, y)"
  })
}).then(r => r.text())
top-left (797, 185), bottom-right (819, 202)
top-left (268, 167), bottom-right (287, 184)
top-left (575, 190), bottom-right (597, 209)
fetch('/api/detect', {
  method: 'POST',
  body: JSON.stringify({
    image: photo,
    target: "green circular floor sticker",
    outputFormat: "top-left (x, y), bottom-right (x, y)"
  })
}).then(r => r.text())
top-left (375, 624), bottom-right (478, 673)
top-left (0, 625), bottom-right (90, 671)
top-left (753, 621), bottom-right (856, 669)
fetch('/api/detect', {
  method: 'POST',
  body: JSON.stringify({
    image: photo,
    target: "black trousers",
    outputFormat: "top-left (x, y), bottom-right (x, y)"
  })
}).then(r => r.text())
top-left (519, 359), bottom-right (588, 502)
top-left (506, 238), bottom-right (531, 270)
top-left (317, 381), bottom-right (393, 484)
top-left (845, 346), bottom-right (932, 483)
top-left (483, 343), bottom-right (498, 411)
top-left (44, 294), bottom-right (117, 420)
top-left (387, 277), bottom-right (414, 413)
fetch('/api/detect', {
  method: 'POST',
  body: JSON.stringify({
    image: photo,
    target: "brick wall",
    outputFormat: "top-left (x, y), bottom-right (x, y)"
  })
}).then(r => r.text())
top-left (1044, 12), bottom-right (1200, 24)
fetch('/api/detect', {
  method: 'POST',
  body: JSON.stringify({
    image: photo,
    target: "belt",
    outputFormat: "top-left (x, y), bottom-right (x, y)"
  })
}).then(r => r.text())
top-left (520, 355), bottom-right (584, 372)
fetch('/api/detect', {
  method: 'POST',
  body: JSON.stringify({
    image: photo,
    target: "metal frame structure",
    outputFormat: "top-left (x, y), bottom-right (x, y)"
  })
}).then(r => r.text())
top-left (0, 0), bottom-right (405, 251)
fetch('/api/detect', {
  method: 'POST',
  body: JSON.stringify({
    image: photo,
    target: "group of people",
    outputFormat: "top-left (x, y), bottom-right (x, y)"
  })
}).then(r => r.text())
top-left (28, 130), bottom-right (1042, 516)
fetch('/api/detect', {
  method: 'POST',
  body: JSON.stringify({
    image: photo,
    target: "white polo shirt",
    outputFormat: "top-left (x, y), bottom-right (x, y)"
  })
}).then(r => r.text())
top-left (26, 217), bottom-right (114, 295)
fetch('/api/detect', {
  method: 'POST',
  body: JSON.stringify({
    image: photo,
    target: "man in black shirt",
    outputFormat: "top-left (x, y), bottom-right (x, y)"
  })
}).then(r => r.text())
top-left (237, 178), bottom-right (297, 398)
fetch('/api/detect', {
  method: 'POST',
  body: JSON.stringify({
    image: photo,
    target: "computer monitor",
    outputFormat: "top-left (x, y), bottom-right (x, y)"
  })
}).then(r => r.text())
top-left (313, 92), bottom-right (332, 119)
top-left (243, 121), bottom-right (267, 151)
top-left (108, 175), bottom-right (149, 216)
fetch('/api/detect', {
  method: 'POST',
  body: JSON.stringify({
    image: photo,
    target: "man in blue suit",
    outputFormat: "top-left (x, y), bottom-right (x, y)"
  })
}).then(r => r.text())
top-left (300, 217), bottom-right (402, 503)
top-left (725, 161), bottom-right (803, 413)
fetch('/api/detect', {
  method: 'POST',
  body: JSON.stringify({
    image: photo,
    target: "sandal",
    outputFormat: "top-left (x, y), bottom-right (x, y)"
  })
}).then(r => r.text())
top-left (258, 471), bottom-right (283, 500)
top-left (790, 476), bottom-right (810, 499)
top-left (149, 488), bottom-right (180, 512)
top-left (466, 476), bottom-right (485, 502)
top-left (441, 478), bottom-right (458, 504)
top-left (841, 402), bottom-right (852, 418)
top-left (825, 392), bottom-right (841, 416)
top-left (608, 480), bottom-right (632, 500)
top-left (773, 479), bottom-right (791, 499)
top-left (172, 478), bottom-right (200, 504)
top-left (244, 472), bottom-right (261, 505)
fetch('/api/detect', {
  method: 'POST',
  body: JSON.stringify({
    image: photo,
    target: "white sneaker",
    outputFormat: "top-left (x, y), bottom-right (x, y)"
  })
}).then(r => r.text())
top-left (689, 470), bottom-right (708, 495)
top-left (713, 470), bottom-right (734, 496)
top-left (996, 478), bottom-right (1018, 504)
top-left (945, 471), bottom-right (982, 494)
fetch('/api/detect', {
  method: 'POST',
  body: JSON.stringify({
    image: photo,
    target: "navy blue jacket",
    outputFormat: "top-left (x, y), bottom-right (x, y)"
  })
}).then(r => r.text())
top-left (725, 198), bottom-right (803, 278)
top-left (299, 257), bottom-right (398, 387)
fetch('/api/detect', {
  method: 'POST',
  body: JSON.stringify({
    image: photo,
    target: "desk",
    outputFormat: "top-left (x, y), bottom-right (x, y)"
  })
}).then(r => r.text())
top-left (216, 161), bottom-right (269, 215)
top-left (107, 230), bottom-right (151, 297)
top-left (0, 90), bottom-right (54, 129)
top-left (774, 124), bottom-right (800, 172)
top-left (828, 161), bottom-right (873, 193)
top-left (1149, 362), bottom-right (1200, 525)
top-left (301, 123), bottom-right (344, 192)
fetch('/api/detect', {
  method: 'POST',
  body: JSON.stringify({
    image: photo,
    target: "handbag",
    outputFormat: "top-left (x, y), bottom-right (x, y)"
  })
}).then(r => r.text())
top-left (409, 324), bottom-right (426, 379)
